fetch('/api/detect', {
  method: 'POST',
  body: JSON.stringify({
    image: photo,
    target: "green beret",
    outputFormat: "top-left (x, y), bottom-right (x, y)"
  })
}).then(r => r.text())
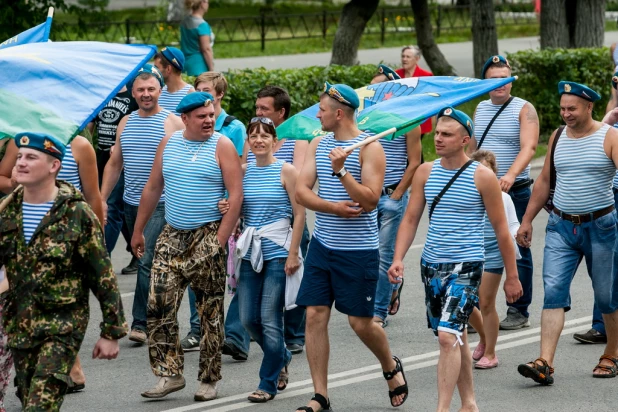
top-left (378, 64), bottom-right (401, 81)
top-left (611, 71), bottom-right (618, 90)
top-left (323, 82), bottom-right (359, 109)
top-left (176, 92), bottom-right (215, 114)
top-left (558, 81), bottom-right (600, 102)
top-left (161, 47), bottom-right (185, 71)
top-left (437, 106), bottom-right (474, 137)
top-left (14, 132), bottom-right (66, 161)
top-left (481, 55), bottom-right (511, 79)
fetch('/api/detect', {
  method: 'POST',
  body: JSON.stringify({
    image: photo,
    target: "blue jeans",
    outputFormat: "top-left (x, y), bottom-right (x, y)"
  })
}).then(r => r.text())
top-left (507, 185), bottom-right (533, 318)
top-left (374, 192), bottom-right (409, 320)
top-left (104, 171), bottom-right (132, 255)
top-left (188, 287), bottom-right (200, 335)
top-left (542, 210), bottom-right (618, 313)
top-left (224, 293), bottom-right (251, 356)
top-left (238, 259), bottom-right (292, 395)
top-left (124, 202), bottom-right (166, 331)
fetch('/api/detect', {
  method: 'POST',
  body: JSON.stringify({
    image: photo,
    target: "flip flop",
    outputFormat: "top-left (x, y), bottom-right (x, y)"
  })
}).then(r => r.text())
top-left (388, 278), bottom-right (404, 316)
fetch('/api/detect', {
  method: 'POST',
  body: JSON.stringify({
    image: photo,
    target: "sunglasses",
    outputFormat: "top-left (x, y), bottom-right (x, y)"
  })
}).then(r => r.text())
top-left (249, 117), bottom-right (275, 126)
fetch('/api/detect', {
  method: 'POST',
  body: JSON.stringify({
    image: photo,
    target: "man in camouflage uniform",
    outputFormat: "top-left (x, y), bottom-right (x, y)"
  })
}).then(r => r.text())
top-left (0, 132), bottom-right (127, 411)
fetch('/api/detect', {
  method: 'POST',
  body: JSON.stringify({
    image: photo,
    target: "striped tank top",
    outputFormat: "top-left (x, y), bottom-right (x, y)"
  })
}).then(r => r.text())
top-left (242, 159), bottom-right (291, 260)
top-left (313, 133), bottom-right (379, 251)
top-left (120, 109), bottom-right (170, 206)
top-left (22, 201), bottom-right (54, 244)
top-left (422, 160), bottom-right (485, 263)
top-left (158, 84), bottom-right (192, 115)
top-left (553, 124), bottom-right (615, 214)
top-left (57, 144), bottom-right (81, 192)
top-left (247, 138), bottom-right (295, 164)
top-left (381, 133), bottom-right (408, 186)
top-left (613, 122), bottom-right (618, 189)
top-left (474, 97), bottom-right (529, 181)
top-left (163, 131), bottom-right (224, 230)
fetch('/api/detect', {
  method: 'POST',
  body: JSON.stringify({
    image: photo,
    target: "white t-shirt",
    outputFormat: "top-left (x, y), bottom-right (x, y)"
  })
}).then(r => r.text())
top-left (502, 192), bottom-right (522, 259)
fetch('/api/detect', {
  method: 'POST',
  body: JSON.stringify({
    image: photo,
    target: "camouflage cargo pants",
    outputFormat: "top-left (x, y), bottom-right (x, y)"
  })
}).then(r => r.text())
top-left (147, 221), bottom-right (226, 383)
top-left (12, 341), bottom-right (77, 412)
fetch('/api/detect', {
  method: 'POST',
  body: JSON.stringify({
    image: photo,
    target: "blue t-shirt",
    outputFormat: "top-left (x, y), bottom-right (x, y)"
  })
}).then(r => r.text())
top-left (215, 108), bottom-right (246, 156)
top-left (180, 15), bottom-right (214, 76)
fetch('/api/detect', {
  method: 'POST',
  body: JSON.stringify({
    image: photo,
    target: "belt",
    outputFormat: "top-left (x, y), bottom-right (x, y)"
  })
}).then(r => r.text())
top-left (552, 205), bottom-right (615, 225)
top-left (510, 178), bottom-right (534, 192)
top-left (382, 181), bottom-right (400, 196)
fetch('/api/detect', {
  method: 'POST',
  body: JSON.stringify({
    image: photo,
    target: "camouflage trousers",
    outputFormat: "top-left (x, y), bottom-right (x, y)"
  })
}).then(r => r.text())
top-left (0, 301), bottom-right (13, 412)
top-left (147, 222), bottom-right (226, 383)
top-left (12, 341), bottom-right (77, 412)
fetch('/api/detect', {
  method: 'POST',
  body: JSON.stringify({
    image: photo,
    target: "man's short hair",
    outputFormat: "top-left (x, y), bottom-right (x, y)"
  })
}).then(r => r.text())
top-left (134, 72), bottom-right (160, 85)
top-left (257, 85), bottom-right (292, 120)
top-left (322, 93), bottom-right (355, 118)
top-left (154, 52), bottom-right (181, 75)
top-left (194, 72), bottom-right (228, 96)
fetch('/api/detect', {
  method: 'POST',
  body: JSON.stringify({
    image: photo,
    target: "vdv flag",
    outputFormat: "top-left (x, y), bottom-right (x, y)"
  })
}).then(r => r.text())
top-left (0, 41), bottom-right (157, 144)
top-left (0, 10), bottom-right (53, 50)
top-left (276, 76), bottom-right (516, 141)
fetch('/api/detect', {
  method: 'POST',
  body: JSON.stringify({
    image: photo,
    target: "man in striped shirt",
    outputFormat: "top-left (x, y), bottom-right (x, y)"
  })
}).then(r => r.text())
top-left (154, 47), bottom-right (195, 116)
top-left (469, 55), bottom-right (540, 331)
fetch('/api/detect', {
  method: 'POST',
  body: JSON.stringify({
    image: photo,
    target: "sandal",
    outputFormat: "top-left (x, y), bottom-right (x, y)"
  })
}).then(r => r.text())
top-left (278, 357), bottom-right (292, 391)
top-left (388, 279), bottom-right (404, 316)
top-left (295, 393), bottom-right (331, 411)
top-left (593, 354), bottom-right (618, 378)
top-left (383, 355), bottom-right (408, 407)
top-left (517, 358), bottom-right (554, 385)
top-left (248, 389), bottom-right (275, 403)
top-left (374, 318), bottom-right (388, 328)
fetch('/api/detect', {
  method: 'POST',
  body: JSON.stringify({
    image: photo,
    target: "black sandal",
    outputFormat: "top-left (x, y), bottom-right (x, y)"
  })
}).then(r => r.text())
top-left (388, 279), bottom-right (404, 316)
top-left (383, 355), bottom-right (408, 407)
top-left (593, 354), bottom-right (618, 378)
top-left (295, 393), bottom-right (332, 411)
top-left (517, 358), bottom-right (554, 385)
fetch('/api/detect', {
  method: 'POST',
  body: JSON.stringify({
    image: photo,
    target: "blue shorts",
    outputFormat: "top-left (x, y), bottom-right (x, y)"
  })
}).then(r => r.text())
top-left (296, 238), bottom-right (379, 317)
top-left (420, 259), bottom-right (483, 337)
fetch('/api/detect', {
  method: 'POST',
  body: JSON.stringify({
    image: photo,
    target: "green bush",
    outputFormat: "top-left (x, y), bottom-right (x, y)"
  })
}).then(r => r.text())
top-left (185, 64), bottom-right (378, 124)
top-left (507, 47), bottom-right (614, 140)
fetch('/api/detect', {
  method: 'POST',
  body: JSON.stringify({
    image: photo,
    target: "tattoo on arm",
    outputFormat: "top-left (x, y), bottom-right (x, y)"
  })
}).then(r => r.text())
top-left (525, 104), bottom-right (539, 125)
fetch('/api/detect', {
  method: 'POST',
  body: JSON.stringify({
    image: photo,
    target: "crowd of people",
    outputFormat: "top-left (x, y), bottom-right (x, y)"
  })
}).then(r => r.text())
top-left (0, 40), bottom-right (617, 412)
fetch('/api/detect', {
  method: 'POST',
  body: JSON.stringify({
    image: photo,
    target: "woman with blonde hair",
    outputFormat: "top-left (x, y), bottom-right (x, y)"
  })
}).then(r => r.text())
top-left (181, 0), bottom-right (215, 76)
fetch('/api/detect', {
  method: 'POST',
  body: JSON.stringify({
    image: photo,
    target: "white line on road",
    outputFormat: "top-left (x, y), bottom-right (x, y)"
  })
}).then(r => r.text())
top-left (161, 316), bottom-right (592, 412)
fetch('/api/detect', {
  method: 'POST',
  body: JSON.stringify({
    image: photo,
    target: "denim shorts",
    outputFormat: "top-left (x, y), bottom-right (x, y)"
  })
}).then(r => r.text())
top-left (420, 259), bottom-right (484, 337)
top-left (296, 238), bottom-right (379, 317)
top-left (542, 210), bottom-right (618, 314)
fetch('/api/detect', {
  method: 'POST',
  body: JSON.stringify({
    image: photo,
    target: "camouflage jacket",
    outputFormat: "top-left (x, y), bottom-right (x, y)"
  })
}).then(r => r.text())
top-left (0, 181), bottom-right (127, 349)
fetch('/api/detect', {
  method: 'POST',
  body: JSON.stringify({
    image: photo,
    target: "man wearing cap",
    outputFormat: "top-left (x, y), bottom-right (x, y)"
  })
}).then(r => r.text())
top-left (516, 82), bottom-right (618, 384)
top-left (0, 132), bottom-right (127, 410)
top-left (135, 92), bottom-right (242, 401)
top-left (389, 107), bottom-right (522, 411)
top-left (295, 82), bottom-right (408, 411)
top-left (468, 55), bottom-right (540, 331)
top-left (154, 47), bottom-right (195, 116)
top-left (101, 65), bottom-right (185, 345)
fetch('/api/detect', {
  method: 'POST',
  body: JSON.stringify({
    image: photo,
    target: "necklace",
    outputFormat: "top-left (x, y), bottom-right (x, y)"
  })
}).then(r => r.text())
top-left (569, 123), bottom-right (595, 139)
top-left (182, 133), bottom-right (208, 162)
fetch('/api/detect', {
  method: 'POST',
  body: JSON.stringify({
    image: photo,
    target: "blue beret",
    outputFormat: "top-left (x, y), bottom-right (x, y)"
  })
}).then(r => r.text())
top-left (161, 47), bottom-right (185, 71)
top-left (558, 81), bottom-right (601, 102)
top-left (323, 82), bottom-right (359, 110)
top-left (481, 55), bottom-right (511, 79)
top-left (14, 132), bottom-right (66, 161)
top-left (437, 106), bottom-right (474, 137)
top-left (377, 64), bottom-right (401, 81)
top-left (611, 72), bottom-right (618, 90)
top-left (132, 63), bottom-right (165, 88)
top-left (176, 92), bottom-right (215, 114)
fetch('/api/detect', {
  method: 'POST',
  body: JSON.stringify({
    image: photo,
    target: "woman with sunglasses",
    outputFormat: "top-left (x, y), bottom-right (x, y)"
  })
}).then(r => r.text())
top-left (230, 116), bottom-right (305, 403)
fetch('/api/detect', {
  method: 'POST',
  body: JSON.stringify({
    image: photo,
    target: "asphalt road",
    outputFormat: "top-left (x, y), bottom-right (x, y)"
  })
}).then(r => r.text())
top-left (4, 160), bottom-right (616, 412)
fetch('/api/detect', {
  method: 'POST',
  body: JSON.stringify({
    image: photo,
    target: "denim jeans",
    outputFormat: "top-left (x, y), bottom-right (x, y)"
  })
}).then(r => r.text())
top-left (507, 185), bottom-right (534, 318)
top-left (374, 191), bottom-right (409, 320)
top-left (104, 171), bottom-right (133, 255)
top-left (238, 258), bottom-right (292, 395)
top-left (224, 293), bottom-right (251, 356)
top-left (542, 210), bottom-right (618, 313)
top-left (124, 202), bottom-right (166, 331)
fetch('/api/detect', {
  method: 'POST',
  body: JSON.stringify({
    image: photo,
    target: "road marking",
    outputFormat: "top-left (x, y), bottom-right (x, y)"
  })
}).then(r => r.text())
top-left (161, 316), bottom-right (591, 412)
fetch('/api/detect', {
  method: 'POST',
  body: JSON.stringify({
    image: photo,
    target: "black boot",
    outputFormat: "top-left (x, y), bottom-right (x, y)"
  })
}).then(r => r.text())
top-left (121, 256), bottom-right (139, 275)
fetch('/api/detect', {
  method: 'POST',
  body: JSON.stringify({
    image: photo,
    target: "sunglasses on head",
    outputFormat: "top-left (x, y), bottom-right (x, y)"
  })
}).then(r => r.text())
top-left (250, 117), bottom-right (275, 126)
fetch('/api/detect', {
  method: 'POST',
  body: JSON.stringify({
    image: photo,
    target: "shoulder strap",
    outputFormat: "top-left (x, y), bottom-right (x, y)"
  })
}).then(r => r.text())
top-left (222, 115), bottom-right (237, 128)
top-left (429, 160), bottom-right (475, 220)
top-left (477, 96), bottom-right (515, 149)
top-left (549, 125), bottom-right (566, 194)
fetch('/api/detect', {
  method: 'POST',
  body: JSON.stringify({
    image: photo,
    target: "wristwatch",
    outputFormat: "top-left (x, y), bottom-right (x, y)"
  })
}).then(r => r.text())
top-left (332, 167), bottom-right (347, 178)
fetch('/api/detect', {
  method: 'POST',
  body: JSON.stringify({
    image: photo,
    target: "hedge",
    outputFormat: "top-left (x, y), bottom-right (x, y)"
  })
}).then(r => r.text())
top-left (507, 47), bottom-right (613, 140)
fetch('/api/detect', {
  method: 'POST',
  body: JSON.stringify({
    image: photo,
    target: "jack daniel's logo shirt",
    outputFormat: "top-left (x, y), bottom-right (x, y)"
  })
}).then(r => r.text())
top-left (95, 89), bottom-right (138, 152)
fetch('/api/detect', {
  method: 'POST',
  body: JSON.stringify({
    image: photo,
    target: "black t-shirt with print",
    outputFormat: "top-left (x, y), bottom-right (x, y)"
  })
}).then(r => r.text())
top-left (95, 89), bottom-right (139, 152)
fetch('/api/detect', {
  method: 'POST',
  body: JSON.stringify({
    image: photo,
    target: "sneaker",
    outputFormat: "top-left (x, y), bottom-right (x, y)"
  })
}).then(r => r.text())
top-left (573, 328), bottom-right (607, 344)
top-left (121, 256), bottom-right (139, 275)
top-left (181, 332), bottom-right (201, 352)
top-left (472, 343), bottom-right (486, 362)
top-left (128, 329), bottom-right (147, 344)
top-left (141, 375), bottom-right (186, 398)
top-left (222, 341), bottom-right (248, 361)
top-left (499, 307), bottom-right (530, 330)
top-left (286, 343), bottom-right (304, 355)
top-left (475, 355), bottom-right (499, 369)
top-left (194, 382), bottom-right (218, 401)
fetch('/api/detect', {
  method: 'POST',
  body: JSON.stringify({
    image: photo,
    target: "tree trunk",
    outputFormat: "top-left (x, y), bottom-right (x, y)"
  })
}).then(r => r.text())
top-left (330, 0), bottom-right (380, 66)
top-left (167, 0), bottom-right (185, 22)
top-left (573, 0), bottom-right (606, 47)
top-left (470, 0), bottom-right (498, 78)
top-left (410, 0), bottom-right (456, 75)
top-left (540, 0), bottom-right (569, 48)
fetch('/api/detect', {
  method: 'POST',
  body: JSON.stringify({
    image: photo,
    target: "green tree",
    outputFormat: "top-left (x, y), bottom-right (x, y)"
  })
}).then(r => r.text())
top-left (0, 1), bottom-right (71, 42)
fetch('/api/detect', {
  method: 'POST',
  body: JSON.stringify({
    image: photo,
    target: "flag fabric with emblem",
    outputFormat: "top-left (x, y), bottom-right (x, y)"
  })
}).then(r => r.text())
top-left (0, 41), bottom-right (156, 143)
top-left (0, 12), bottom-right (53, 50)
top-left (276, 76), bottom-right (516, 141)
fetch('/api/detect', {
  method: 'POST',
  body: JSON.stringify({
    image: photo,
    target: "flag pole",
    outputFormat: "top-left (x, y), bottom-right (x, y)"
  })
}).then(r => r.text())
top-left (0, 185), bottom-right (20, 214)
top-left (48, 7), bottom-right (55, 18)
top-left (342, 115), bottom-right (422, 153)
top-left (43, 7), bottom-right (54, 42)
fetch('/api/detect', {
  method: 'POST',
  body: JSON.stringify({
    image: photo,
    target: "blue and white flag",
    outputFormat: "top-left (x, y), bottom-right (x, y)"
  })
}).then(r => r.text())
top-left (0, 9), bottom-right (53, 50)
